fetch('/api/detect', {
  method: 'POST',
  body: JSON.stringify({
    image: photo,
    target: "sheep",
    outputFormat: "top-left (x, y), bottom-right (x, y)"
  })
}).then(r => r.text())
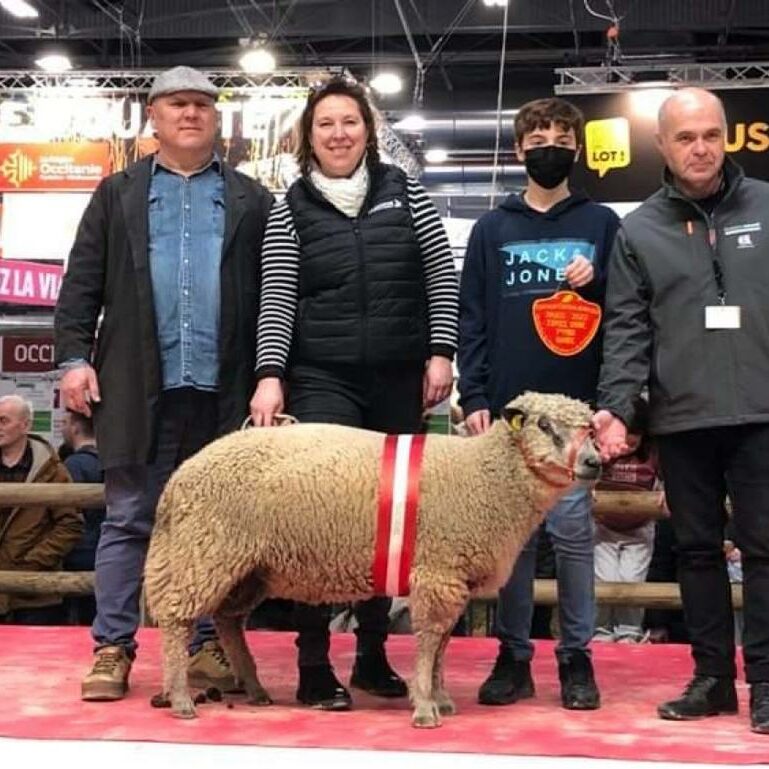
top-left (144, 390), bottom-right (601, 727)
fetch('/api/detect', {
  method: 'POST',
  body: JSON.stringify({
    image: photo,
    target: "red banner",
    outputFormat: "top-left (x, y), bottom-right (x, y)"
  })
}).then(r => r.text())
top-left (2, 336), bottom-right (55, 372)
top-left (0, 142), bottom-right (110, 191)
top-left (373, 433), bottom-right (426, 596)
top-left (0, 258), bottom-right (63, 306)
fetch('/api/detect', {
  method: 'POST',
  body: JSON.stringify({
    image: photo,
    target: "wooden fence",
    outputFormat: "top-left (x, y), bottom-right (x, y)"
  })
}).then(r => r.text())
top-left (0, 484), bottom-right (730, 610)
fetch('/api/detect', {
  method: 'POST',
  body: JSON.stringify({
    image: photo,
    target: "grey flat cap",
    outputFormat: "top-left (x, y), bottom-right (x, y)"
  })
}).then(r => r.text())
top-left (148, 66), bottom-right (218, 103)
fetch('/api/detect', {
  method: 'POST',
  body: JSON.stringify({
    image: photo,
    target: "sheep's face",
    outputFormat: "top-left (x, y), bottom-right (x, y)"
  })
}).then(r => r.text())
top-left (502, 391), bottom-right (601, 489)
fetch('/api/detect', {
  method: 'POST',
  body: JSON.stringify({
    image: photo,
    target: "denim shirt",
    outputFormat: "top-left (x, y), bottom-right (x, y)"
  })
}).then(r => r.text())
top-left (148, 155), bottom-right (225, 391)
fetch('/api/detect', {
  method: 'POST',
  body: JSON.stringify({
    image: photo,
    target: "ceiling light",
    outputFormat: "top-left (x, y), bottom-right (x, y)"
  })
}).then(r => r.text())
top-left (35, 54), bottom-right (72, 73)
top-left (370, 72), bottom-right (402, 96)
top-left (239, 47), bottom-right (276, 74)
top-left (394, 113), bottom-right (426, 132)
top-left (0, 0), bottom-right (38, 18)
top-left (424, 148), bottom-right (449, 164)
top-left (482, 0), bottom-right (508, 6)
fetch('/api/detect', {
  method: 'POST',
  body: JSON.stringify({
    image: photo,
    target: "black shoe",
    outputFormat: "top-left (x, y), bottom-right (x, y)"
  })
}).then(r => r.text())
top-left (350, 652), bottom-right (408, 698)
top-left (478, 648), bottom-right (535, 706)
top-left (750, 682), bottom-right (769, 734)
top-left (297, 664), bottom-right (352, 711)
top-left (658, 675), bottom-right (737, 720)
top-left (558, 651), bottom-right (600, 710)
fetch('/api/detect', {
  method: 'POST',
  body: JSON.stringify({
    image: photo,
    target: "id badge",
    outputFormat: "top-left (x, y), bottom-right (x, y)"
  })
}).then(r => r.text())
top-left (705, 305), bottom-right (741, 329)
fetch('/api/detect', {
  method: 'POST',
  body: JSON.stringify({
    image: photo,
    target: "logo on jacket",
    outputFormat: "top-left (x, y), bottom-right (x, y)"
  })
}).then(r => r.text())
top-left (501, 239), bottom-right (596, 294)
top-left (368, 199), bottom-right (403, 215)
top-left (724, 222), bottom-right (760, 249)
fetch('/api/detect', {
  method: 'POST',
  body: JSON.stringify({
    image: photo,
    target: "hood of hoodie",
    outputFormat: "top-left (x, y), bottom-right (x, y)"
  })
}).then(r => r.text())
top-left (497, 189), bottom-right (592, 220)
top-left (26, 434), bottom-right (59, 481)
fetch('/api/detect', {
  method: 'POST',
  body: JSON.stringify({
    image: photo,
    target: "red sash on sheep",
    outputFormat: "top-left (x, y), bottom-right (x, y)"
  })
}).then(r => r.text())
top-left (373, 434), bottom-right (426, 596)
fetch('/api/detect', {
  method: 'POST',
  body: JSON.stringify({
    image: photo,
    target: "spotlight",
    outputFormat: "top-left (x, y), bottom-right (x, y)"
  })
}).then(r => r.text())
top-left (240, 47), bottom-right (276, 74)
top-left (35, 53), bottom-right (72, 72)
top-left (0, 0), bottom-right (38, 18)
top-left (370, 72), bottom-right (403, 95)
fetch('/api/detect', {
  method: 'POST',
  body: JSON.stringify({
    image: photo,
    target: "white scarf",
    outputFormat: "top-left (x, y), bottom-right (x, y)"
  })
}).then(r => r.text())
top-left (310, 160), bottom-right (370, 218)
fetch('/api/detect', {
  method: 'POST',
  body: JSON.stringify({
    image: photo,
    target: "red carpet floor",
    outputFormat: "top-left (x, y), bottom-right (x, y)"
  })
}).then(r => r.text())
top-left (0, 626), bottom-right (767, 764)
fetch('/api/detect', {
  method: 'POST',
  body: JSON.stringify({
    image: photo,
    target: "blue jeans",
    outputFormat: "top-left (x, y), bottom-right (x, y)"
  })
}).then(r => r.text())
top-left (495, 485), bottom-right (595, 662)
top-left (91, 389), bottom-right (218, 657)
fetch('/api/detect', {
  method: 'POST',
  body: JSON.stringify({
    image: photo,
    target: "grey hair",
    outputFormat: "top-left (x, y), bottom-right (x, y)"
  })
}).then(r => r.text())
top-left (0, 394), bottom-right (34, 423)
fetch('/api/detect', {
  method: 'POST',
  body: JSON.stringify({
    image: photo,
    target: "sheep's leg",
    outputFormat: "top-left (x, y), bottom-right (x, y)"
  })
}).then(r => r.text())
top-left (213, 613), bottom-right (272, 706)
top-left (409, 578), bottom-right (468, 728)
top-left (432, 630), bottom-right (455, 717)
top-left (411, 630), bottom-right (443, 727)
top-left (160, 620), bottom-right (196, 718)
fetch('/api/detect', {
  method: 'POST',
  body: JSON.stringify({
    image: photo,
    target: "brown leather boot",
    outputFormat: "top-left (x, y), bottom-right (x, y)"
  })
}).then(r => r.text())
top-left (187, 640), bottom-right (240, 692)
top-left (81, 645), bottom-right (132, 702)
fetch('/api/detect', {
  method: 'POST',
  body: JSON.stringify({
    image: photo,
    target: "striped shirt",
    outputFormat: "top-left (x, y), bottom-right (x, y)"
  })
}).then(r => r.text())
top-left (256, 177), bottom-right (459, 377)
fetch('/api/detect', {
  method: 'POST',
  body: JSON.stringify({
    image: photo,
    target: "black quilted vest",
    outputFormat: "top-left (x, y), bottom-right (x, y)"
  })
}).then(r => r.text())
top-left (285, 163), bottom-right (428, 366)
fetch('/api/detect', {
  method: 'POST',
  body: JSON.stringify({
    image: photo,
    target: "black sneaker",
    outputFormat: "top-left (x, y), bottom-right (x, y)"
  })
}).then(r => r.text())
top-left (297, 664), bottom-right (352, 711)
top-left (350, 652), bottom-right (408, 698)
top-left (478, 648), bottom-right (535, 705)
top-left (558, 651), bottom-right (600, 710)
top-left (658, 675), bottom-right (737, 720)
top-left (750, 681), bottom-right (769, 734)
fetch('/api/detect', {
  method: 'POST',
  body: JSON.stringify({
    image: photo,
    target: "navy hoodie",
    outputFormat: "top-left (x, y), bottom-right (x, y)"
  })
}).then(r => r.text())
top-left (458, 191), bottom-right (620, 417)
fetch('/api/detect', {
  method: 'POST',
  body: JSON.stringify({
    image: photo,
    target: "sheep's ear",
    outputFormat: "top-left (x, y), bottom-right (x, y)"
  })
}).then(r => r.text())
top-left (502, 406), bottom-right (526, 432)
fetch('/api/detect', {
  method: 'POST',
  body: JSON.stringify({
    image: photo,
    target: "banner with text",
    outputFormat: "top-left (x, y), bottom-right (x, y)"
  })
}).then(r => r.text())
top-left (0, 142), bottom-right (111, 192)
top-left (0, 258), bottom-right (63, 306)
top-left (1, 335), bottom-right (55, 372)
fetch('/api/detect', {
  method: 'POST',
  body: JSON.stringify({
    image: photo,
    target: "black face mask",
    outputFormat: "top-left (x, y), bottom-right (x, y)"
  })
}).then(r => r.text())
top-left (523, 145), bottom-right (577, 189)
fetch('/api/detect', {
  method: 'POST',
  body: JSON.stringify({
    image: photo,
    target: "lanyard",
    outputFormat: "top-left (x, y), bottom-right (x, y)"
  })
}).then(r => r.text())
top-left (708, 224), bottom-right (727, 305)
top-left (688, 219), bottom-right (726, 305)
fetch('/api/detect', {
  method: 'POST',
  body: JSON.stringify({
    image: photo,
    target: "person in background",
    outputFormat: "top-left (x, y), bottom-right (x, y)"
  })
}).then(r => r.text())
top-left (0, 395), bottom-right (81, 625)
top-left (251, 76), bottom-right (459, 710)
top-left (55, 66), bottom-right (273, 701)
top-left (61, 410), bottom-right (104, 625)
top-left (593, 400), bottom-right (661, 643)
top-left (594, 87), bottom-right (769, 734)
top-left (458, 97), bottom-right (619, 711)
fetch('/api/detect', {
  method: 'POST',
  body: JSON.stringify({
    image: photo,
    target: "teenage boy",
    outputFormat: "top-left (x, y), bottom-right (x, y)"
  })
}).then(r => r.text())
top-left (458, 97), bottom-right (619, 710)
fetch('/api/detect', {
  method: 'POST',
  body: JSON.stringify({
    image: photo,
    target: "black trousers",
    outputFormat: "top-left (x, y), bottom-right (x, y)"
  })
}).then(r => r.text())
top-left (286, 361), bottom-right (424, 667)
top-left (658, 424), bottom-right (769, 683)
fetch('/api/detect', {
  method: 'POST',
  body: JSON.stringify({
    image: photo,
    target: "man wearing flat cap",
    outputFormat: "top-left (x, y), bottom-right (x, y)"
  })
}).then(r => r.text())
top-left (55, 66), bottom-right (273, 701)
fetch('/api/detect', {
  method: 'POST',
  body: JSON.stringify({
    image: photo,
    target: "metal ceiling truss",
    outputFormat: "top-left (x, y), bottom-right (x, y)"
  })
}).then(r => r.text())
top-left (0, 68), bottom-right (331, 94)
top-left (0, 67), bottom-right (422, 175)
top-left (555, 61), bottom-right (769, 94)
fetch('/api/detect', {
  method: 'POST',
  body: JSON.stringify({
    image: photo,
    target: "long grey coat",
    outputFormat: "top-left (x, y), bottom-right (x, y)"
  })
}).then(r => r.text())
top-left (54, 155), bottom-right (273, 468)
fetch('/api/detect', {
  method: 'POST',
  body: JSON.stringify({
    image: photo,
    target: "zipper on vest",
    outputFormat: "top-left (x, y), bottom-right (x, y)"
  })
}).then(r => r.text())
top-left (352, 218), bottom-right (368, 364)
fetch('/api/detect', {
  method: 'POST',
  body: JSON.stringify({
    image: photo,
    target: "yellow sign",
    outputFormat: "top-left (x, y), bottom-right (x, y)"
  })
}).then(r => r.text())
top-left (585, 117), bottom-right (631, 178)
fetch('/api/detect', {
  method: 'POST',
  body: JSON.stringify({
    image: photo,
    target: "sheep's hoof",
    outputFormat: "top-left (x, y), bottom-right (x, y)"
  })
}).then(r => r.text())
top-left (171, 699), bottom-right (197, 719)
top-left (411, 703), bottom-right (442, 729)
top-left (437, 696), bottom-right (456, 716)
top-left (150, 692), bottom-right (171, 708)
top-left (246, 688), bottom-right (273, 706)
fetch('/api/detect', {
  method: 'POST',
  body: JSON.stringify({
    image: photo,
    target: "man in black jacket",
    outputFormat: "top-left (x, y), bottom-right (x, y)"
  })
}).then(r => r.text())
top-left (55, 66), bottom-right (273, 701)
top-left (594, 87), bottom-right (769, 734)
